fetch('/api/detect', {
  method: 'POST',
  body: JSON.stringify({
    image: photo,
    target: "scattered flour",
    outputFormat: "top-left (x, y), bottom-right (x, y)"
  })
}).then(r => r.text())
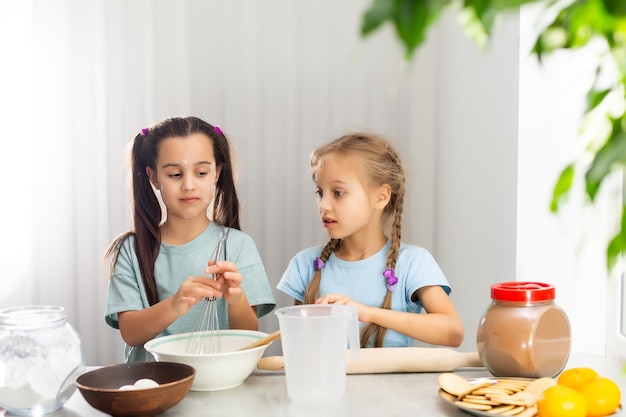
top-left (0, 344), bottom-right (82, 410)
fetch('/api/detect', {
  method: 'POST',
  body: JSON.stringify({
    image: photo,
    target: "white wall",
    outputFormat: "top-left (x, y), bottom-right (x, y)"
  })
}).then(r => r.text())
top-left (102, 1), bottom-right (524, 360)
top-left (429, 12), bottom-right (520, 353)
top-left (4, 1), bottom-right (609, 365)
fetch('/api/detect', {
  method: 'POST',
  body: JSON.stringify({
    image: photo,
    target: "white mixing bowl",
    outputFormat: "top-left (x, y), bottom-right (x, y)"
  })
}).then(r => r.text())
top-left (144, 329), bottom-right (270, 391)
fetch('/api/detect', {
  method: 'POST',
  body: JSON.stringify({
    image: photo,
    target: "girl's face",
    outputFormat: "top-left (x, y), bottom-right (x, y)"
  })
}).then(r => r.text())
top-left (314, 153), bottom-right (384, 240)
top-left (146, 133), bottom-right (221, 222)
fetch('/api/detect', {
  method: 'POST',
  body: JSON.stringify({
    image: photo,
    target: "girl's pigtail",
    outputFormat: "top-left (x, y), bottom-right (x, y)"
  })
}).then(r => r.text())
top-left (360, 193), bottom-right (403, 347)
top-left (303, 239), bottom-right (341, 304)
top-left (360, 145), bottom-right (406, 347)
top-left (209, 125), bottom-right (241, 230)
top-left (131, 132), bottom-right (162, 305)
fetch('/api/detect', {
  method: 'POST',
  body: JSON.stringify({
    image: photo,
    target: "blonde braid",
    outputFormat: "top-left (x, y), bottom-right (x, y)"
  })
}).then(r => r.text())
top-left (359, 139), bottom-right (406, 347)
top-left (304, 239), bottom-right (342, 304)
top-left (360, 192), bottom-right (404, 347)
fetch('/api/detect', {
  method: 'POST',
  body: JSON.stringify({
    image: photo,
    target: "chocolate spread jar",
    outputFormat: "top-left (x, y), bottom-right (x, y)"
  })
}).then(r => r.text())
top-left (476, 281), bottom-right (571, 378)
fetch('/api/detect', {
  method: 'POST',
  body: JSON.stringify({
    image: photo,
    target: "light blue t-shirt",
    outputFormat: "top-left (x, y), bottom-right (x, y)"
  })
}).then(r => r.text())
top-left (276, 240), bottom-right (450, 347)
top-left (105, 222), bottom-right (276, 362)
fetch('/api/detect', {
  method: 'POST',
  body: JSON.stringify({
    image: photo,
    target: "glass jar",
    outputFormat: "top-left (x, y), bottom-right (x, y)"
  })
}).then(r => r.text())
top-left (476, 282), bottom-right (571, 378)
top-left (0, 305), bottom-right (84, 415)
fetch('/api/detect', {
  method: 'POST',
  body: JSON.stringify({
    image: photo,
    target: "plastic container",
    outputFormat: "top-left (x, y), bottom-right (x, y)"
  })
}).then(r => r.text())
top-left (0, 305), bottom-right (85, 415)
top-left (275, 305), bottom-right (360, 405)
top-left (476, 282), bottom-right (571, 378)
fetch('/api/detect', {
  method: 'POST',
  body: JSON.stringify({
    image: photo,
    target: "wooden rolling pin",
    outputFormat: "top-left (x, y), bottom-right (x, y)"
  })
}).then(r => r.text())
top-left (257, 347), bottom-right (483, 374)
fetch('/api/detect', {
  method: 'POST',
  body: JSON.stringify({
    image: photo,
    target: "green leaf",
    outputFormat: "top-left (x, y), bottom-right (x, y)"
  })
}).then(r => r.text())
top-left (392, 0), bottom-right (430, 58)
top-left (586, 87), bottom-right (611, 113)
top-left (550, 164), bottom-right (575, 212)
top-left (361, 0), bottom-right (452, 59)
top-left (585, 118), bottom-right (626, 200)
top-left (607, 206), bottom-right (626, 271)
top-left (602, 0), bottom-right (626, 18)
top-left (361, 0), bottom-right (396, 36)
top-left (463, 0), bottom-right (496, 38)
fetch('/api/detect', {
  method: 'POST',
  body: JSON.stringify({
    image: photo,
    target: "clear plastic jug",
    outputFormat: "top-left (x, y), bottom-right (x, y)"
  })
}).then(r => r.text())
top-left (275, 304), bottom-right (360, 405)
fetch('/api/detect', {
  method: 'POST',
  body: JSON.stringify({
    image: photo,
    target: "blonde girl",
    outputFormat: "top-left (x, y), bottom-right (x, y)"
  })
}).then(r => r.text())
top-left (277, 133), bottom-right (463, 348)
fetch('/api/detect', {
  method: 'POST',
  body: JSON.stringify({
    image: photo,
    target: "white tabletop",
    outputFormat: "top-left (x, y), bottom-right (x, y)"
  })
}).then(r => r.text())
top-left (5, 354), bottom-right (625, 417)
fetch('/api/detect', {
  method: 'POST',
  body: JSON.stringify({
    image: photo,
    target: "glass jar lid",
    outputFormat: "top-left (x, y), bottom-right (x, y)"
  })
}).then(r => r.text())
top-left (491, 281), bottom-right (555, 302)
top-left (0, 305), bottom-right (66, 330)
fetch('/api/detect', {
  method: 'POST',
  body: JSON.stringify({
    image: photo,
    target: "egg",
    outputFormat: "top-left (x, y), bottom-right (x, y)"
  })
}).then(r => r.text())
top-left (118, 378), bottom-right (159, 391)
top-left (133, 378), bottom-right (159, 389)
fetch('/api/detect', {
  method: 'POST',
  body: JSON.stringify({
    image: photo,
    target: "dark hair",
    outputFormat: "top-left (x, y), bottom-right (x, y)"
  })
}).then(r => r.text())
top-left (303, 133), bottom-right (406, 347)
top-left (104, 116), bottom-right (240, 305)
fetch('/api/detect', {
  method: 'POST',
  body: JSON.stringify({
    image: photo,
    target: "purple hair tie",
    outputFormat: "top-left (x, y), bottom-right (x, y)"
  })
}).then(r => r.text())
top-left (383, 268), bottom-right (398, 291)
top-left (313, 257), bottom-right (325, 271)
top-left (140, 127), bottom-right (149, 137)
top-left (215, 126), bottom-right (223, 135)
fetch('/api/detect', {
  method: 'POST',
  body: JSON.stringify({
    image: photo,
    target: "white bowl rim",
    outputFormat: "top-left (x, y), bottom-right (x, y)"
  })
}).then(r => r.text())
top-left (144, 329), bottom-right (269, 357)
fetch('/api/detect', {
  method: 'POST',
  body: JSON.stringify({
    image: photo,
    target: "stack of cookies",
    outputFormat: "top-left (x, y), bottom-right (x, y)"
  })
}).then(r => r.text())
top-left (438, 372), bottom-right (556, 416)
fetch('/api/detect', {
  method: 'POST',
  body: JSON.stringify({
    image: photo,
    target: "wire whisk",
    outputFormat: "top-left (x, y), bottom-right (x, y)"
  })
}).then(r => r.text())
top-left (186, 227), bottom-right (230, 354)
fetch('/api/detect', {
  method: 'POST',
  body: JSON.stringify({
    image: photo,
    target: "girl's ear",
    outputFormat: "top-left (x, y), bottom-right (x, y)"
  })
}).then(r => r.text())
top-left (146, 167), bottom-right (159, 190)
top-left (375, 183), bottom-right (392, 209)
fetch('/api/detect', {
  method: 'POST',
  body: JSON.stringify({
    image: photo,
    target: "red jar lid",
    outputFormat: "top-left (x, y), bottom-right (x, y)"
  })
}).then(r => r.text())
top-left (491, 281), bottom-right (555, 302)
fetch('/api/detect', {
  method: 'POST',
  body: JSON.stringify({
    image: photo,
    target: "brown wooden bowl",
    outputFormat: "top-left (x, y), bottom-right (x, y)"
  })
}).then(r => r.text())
top-left (75, 362), bottom-right (195, 417)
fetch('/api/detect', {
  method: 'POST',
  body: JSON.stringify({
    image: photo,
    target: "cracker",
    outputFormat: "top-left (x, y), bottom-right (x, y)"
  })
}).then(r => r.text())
top-left (438, 388), bottom-right (457, 403)
top-left (501, 405), bottom-right (528, 415)
top-left (493, 381), bottom-right (526, 389)
top-left (461, 396), bottom-right (501, 406)
top-left (522, 377), bottom-right (556, 396)
top-left (438, 372), bottom-right (471, 397)
top-left (508, 391), bottom-right (536, 406)
top-left (508, 377), bottom-right (556, 405)
top-left (516, 405), bottom-right (538, 417)
top-left (473, 387), bottom-right (514, 396)
top-left (458, 380), bottom-right (493, 400)
top-left (456, 400), bottom-right (493, 411)
top-left (487, 404), bottom-right (516, 414)
top-left (498, 378), bottom-right (530, 386)
top-left (485, 394), bottom-right (529, 406)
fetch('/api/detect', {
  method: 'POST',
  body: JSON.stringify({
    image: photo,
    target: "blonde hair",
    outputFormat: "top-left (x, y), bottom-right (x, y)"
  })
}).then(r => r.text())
top-left (303, 133), bottom-right (406, 347)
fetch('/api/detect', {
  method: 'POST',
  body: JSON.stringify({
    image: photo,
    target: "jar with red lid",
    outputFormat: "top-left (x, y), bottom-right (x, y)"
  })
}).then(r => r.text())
top-left (476, 281), bottom-right (571, 378)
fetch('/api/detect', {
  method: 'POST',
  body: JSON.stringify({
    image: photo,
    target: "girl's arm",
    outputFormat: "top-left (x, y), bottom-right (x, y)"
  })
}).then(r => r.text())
top-left (117, 298), bottom-right (180, 347)
top-left (117, 275), bottom-right (220, 347)
top-left (317, 285), bottom-right (464, 347)
top-left (364, 285), bottom-right (464, 347)
top-left (226, 295), bottom-right (258, 330)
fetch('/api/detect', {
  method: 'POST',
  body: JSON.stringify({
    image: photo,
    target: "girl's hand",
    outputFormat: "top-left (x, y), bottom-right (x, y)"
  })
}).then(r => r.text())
top-left (205, 260), bottom-right (245, 305)
top-left (315, 293), bottom-right (371, 322)
top-left (172, 276), bottom-right (221, 315)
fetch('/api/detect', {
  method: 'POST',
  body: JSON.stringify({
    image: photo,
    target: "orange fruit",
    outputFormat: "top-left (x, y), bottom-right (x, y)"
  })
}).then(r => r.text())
top-left (557, 367), bottom-right (599, 390)
top-left (578, 376), bottom-right (621, 417)
top-left (537, 385), bottom-right (587, 417)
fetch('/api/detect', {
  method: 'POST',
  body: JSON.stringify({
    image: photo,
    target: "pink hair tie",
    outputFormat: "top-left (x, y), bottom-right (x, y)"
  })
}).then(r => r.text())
top-left (383, 268), bottom-right (398, 291)
top-left (215, 126), bottom-right (223, 135)
top-left (140, 127), bottom-right (149, 136)
top-left (313, 257), bottom-right (325, 271)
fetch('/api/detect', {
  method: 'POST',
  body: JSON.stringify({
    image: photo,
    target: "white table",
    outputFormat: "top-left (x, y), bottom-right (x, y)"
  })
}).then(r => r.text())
top-left (5, 354), bottom-right (626, 417)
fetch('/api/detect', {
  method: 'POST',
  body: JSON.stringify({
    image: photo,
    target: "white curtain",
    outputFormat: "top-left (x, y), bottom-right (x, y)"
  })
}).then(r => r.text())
top-left (0, 0), bottom-right (438, 365)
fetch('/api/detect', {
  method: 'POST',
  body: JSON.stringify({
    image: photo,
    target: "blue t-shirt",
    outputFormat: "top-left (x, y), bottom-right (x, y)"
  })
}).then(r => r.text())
top-left (105, 222), bottom-right (276, 362)
top-left (277, 240), bottom-right (450, 347)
